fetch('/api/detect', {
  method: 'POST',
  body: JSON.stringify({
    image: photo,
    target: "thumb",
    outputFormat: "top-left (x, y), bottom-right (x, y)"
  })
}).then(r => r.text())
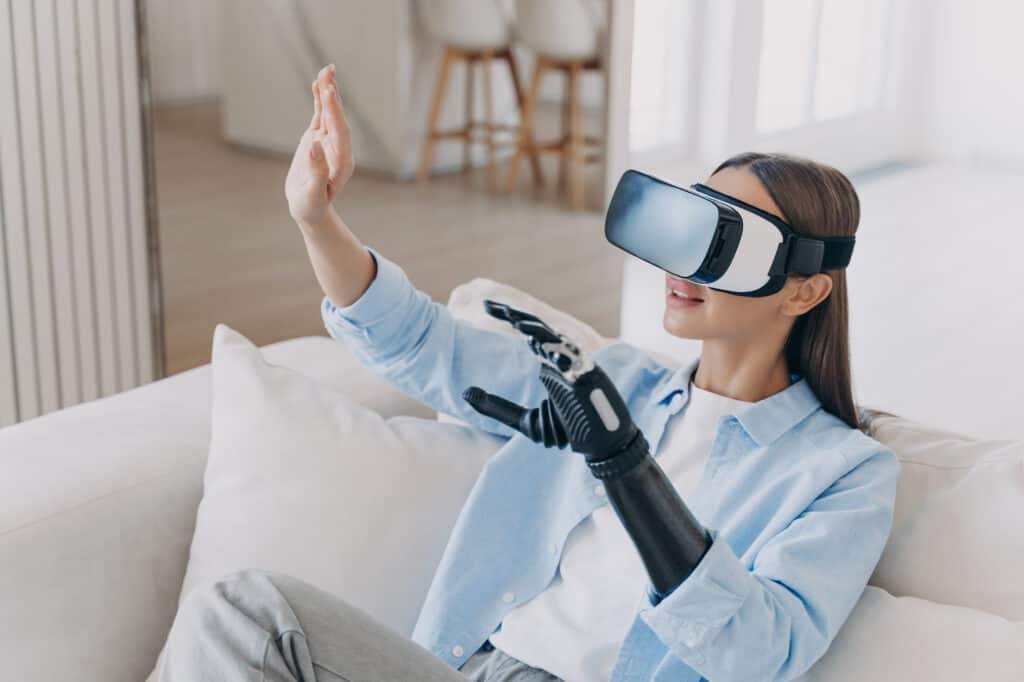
top-left (462, 387), bottom-right (529, 429)
top-left (308, 138), bottom-right (329, 179)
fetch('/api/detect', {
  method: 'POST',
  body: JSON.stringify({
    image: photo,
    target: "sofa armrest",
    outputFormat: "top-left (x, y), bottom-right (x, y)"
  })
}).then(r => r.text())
top-left (0, 365), bottom-right (213, 682)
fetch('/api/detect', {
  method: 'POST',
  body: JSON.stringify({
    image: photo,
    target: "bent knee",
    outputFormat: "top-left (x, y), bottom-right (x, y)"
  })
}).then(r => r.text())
top-left (211, 567), bottom-right (279, 595)
top-left (176, 569), bottom-right (280, 626)
top-left (162, 569), bottom-right (290, 679)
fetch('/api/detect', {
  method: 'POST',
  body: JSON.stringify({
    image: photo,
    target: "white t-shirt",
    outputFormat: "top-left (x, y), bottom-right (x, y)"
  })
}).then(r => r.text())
top-left (489, 377), bottom-right (754, 681)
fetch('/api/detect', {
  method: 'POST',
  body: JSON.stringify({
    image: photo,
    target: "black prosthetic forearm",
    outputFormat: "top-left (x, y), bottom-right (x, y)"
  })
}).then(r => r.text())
top-left (463, 300), bottom-right (713, 603)
top-left (599, 443), bottom-right (712, 602)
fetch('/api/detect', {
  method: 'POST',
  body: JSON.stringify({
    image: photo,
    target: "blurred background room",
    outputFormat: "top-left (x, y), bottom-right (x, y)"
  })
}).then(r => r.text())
top-left (2, 0), bottom-right (1022, 439)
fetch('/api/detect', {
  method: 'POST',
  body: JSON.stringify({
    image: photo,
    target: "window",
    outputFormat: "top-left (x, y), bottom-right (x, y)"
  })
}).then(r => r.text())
top-left (756, 0), bottom-right (892, 134)
top-left (629, 0), bottom-right (697, 152)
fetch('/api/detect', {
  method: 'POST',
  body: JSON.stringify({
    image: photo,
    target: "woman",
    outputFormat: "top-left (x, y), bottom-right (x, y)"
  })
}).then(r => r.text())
top-left (160, 65), bottom-right (899, 682)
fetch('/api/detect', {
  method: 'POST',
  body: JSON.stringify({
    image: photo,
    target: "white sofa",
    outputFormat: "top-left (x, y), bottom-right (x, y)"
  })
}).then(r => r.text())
top-left (2, 278), bottom-right (1022, 681)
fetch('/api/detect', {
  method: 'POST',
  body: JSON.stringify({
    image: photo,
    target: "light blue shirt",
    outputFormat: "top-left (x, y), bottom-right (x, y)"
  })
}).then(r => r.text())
top-left (322, 246), bottom-right (900, 682)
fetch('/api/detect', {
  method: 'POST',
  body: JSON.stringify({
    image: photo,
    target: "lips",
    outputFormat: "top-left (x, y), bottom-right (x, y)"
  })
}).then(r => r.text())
top-left (665, 275), bottom-right (705, 302)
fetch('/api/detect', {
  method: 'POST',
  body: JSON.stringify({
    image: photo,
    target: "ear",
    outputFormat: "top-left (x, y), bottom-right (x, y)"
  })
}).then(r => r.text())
top-left (780, 273), bottom-right (833, 317)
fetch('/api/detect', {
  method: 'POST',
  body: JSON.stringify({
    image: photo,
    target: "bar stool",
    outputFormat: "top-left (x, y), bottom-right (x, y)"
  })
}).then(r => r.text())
top-left (506, 0), bottom-right (605, 210)
top-left (416, 0), bottom-right (542, 190)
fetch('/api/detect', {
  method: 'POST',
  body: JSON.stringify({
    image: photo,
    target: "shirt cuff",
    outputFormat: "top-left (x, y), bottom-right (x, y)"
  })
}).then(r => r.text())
top-left (322, 246), bottom-right (409, 331)
top-left (637, 529), bottom-right (753, 665)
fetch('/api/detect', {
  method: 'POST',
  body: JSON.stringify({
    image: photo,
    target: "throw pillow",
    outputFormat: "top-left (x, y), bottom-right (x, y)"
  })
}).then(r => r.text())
top-left (147, 325), bottom-right (505, 679)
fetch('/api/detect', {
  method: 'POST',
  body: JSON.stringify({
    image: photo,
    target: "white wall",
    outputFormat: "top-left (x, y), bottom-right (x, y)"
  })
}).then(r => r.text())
top-left (921, 0), bottom-right (1024, 165)
top-left (146, 0), bottom-right (605, 176)
top-left (146, 0), bottom-right (1024, 167)
top-left (220, 0), bottom-right (406, 173)
top-left (217, 0), bottom-right (521, 177)
top-left (145, 0), bottom-right (220, 102)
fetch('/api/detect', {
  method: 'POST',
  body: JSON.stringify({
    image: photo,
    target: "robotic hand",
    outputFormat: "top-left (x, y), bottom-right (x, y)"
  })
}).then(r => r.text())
top-left (462, 300), bottom-right (712, 603)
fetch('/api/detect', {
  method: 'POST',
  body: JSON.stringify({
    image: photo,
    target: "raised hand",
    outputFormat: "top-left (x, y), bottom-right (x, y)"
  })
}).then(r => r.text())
top-left (285, 64), bottom-right (356, 229)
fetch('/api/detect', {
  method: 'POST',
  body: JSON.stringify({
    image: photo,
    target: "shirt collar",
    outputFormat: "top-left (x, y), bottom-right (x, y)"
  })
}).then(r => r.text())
top-left (732, 377), bottom-right (821, 446)
top-left (654, 356), bottom-right (699, 405)
top-left (655, 357), bottom-right (822, 447)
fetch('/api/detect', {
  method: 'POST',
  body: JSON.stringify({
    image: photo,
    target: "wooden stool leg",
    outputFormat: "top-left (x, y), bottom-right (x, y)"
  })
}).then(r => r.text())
top-left (506, 56), bottom-right (546, 193)
top-left (558, 68), bottom-right (572, 194)
top-left (463, 55), bottom-right (476, 180)
top-left (567, 61), bottom-right (585, 210)
top-left (418, 47), bottom-right (455, 183)
top-left (503, 49), bottom-right (543, 187)
top-left (482, 51), bottom-right (497, 192)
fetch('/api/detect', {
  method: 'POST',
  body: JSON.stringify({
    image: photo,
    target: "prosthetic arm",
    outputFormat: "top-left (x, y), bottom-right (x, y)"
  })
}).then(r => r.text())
top-left (462, 300), bottom-right (712, 604)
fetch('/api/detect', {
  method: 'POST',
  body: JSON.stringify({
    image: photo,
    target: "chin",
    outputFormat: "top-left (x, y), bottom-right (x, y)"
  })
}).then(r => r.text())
top-left (662, 310), bottom-right (708, 340)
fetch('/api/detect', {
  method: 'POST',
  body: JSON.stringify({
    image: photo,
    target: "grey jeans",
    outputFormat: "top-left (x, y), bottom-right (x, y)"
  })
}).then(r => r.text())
top-left (159, 569), bottom-right (562, 682)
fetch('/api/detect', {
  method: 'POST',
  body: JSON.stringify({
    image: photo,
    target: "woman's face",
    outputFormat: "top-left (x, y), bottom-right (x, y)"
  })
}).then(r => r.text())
top-left (663, 166), bottom-right (824, 342)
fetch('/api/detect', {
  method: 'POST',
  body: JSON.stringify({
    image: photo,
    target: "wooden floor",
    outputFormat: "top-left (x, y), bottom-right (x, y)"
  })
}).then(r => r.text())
top-left (153, 101), bottom-right (621, 375)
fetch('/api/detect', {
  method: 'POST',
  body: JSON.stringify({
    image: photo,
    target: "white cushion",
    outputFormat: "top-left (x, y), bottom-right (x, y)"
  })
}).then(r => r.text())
top-left (446, 277), bottom-right (613, 355)
top-left (800, 586), bottom-right (1024, 681)
top-left (147, 325), bottom-right (505, 678)
top-left (864, 409), bottom-right (1024, 619)
top-left (798, 409), bottom-right (1024, 675)
top-left (804, 411), bottom-right (1024, 679)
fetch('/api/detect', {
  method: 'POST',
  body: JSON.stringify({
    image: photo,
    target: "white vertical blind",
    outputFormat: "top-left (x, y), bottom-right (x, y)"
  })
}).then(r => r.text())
top-left (0, 0), bottom-right (160, 426)
top-left (36, 0), bottom-right (81, 407)
top-left (57, 0), bottom-right (101, 403)
top-left (121, 0), bottom-right (155, 385)
top-left (4, 0), bottom-right (60, 416)
top-left (0, 160), bottom-right (15, 425)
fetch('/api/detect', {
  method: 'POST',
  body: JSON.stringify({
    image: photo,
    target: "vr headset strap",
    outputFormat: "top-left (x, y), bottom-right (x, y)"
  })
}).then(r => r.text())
top-left (692, 183), bottom-right (856, 274)
top-left (820, 236), bottom-right (856, 269)
top-left (777, 235), bottom-right (856, 276)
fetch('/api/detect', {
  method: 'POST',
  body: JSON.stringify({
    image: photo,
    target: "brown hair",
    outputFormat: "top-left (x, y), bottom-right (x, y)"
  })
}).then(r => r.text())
top-left (712, 152), bottom-right (862, 430)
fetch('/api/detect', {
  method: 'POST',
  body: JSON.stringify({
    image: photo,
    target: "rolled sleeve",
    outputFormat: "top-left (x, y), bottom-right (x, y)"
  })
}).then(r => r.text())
top-left (316, 245), bottom-right (553, 438)
top-left (637, 446), bottom-right (900, 681)
top-left (639, 530), bottom-right (752, 667)
top-left (322, 246), bottom-right (408, 336)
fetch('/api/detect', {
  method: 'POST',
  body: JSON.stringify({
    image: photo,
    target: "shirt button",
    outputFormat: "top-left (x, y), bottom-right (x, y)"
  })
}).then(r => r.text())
top-left (452, 645), bottom-right (464, 657)
top-left (502, 592), bottom-right (515, 604)
top-left (681, 622), bottom-right (706, 645)
top-left (670, 394), bottom-right (684, 409)
top-left (594, 483), bottom-right (606, 497)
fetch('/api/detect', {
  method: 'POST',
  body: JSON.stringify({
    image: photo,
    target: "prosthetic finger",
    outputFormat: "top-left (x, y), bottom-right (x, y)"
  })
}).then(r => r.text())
top-left (483, 300), bottom-right (582, 373)
top-left (484, 300), bottom-right (562, 344)
top-left (462, 387), bottom-right (568, 448)
top-left (483, 299), bottom-right (547, 327)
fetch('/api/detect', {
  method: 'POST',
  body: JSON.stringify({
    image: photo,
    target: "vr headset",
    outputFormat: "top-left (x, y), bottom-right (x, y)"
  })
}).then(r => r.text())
top-left (605, 169), bottom-right (855, 297)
